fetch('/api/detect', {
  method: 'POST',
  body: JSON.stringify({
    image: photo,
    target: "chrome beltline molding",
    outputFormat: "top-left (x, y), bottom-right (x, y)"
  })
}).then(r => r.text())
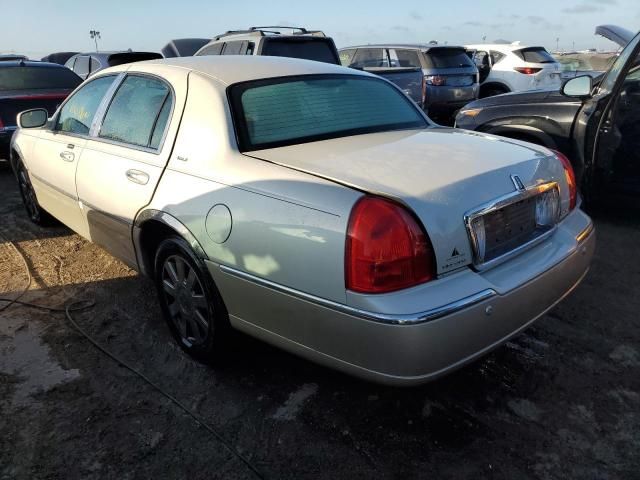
top-left (218, 264), bottom-right (497, 325)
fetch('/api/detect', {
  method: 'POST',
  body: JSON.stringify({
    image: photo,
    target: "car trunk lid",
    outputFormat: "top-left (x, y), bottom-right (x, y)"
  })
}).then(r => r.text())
top-left (246, 128), bottom-right (568, 275)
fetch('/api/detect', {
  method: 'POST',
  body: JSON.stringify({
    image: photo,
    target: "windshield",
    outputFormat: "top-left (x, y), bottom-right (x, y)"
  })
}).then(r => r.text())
top-left (598, 32), bottom-right (640, 95)
top-left (229, 74), bottom-right (427, 151)
top-left (423, 48), bottom-right (475, 69)
top-left (0, 66), bottom-right (82, 91)
top-left (261, 38), bottom-right (339, 65)
top-left (515, 47), bottom-right (557, 64)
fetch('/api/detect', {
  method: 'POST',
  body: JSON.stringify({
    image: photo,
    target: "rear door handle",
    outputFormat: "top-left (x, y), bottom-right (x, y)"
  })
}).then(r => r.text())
top-left (59, 151), bottom-right (75, 162)
top-left (125, 169), bottom-right (149, 185)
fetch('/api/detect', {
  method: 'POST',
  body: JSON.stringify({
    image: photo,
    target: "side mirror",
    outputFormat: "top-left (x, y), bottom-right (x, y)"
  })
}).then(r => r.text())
top-left (18, 108), bottom-right (48, 129)
top-left (562, 75), bottom-right (593, 98)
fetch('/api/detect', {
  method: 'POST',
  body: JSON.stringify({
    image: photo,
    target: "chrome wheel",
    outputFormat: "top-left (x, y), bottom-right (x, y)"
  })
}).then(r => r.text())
top-left (160, 254), bottom-right (210, 347)
top-left (17, 166), bottom-right (40, 223)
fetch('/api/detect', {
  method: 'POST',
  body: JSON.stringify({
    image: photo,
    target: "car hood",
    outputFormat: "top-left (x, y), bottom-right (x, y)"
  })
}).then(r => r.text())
top-left (463, 89), bottom-right (577, 110)
top-left (595, 25), bottom-right (636, 48)
top-left (247, 128), bottom-right (569, 275)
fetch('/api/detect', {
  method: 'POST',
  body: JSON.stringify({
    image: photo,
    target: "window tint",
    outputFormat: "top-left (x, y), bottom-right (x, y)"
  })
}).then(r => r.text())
top-left (230, 75), bottom-right (427, 151)
top-left (339, 49), bottom-right (357, 66)
top-left (514, 47), bottom-right (556, 64)
top-left (56, 75), bottom-right (115, 135)
top-left (90, 57), bottom-right (101, 73)
top-left (74, 56), bottom-right (90, 77)
top-left (99, 75), bottom-right (171, 148)
top-left (423, 48), bottom-right (474, 68)
top-left (489, 51), bottom-right (506, 65)
top-left (197, 43), bottom-right (224, 56)
top-left (350, 48), bottom-right (389, 68)
top-left (392, 49), bottom-right (421, 68)
top-left (223, 41), bottom-right (245, 55)
top-left (261, 38), bottom-right (339, 64)
top-left (0, 66), bottom-right (82, 91)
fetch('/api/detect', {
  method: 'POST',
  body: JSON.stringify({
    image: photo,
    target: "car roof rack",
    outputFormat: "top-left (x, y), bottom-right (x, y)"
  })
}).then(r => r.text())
top-left (213, 26), bottom-right (326, 41)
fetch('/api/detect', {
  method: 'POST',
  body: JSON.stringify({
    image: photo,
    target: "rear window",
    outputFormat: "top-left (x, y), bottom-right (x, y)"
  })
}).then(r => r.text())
top-left (514, 47), bottom-right (556, 64)
top-left (0, 66), bottom-right (82, 91)
top-left (107, 52), bottom-right (163, 67)
top-left (423, 48), bottom-right (475, 69)
top-left (229, 74), bottom-right (427, 151)
top-left (261, 38), bottom-right (339, 64)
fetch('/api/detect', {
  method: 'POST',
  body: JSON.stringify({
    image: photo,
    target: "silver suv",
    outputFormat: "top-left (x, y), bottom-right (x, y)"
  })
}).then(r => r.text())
top-left (340, 44), bottom-right (479, 122)
top-left (194, 26), bottom-right (340, 65)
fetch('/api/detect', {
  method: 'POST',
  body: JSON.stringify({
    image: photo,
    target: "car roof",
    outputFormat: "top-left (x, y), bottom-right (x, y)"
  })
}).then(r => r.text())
top-left (341, 44), bottom-right (466, 50)
top-left (0, 60), bottom-right (67, 68)
top-left (465, 44), bottom-right (545, 51)
top-left (104, 55), bottom-right (369, 85)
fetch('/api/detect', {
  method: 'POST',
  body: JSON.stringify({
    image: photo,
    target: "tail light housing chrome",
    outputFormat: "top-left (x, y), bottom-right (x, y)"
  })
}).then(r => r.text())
top-left (552, 150), bottom-right (577, 211)
top-left (346, 196), bottom-right (436, 293)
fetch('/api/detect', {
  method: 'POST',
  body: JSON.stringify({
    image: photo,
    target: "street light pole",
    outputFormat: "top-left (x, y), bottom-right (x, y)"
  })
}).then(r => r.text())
top-left (89, 30), bottom-right (101, 52)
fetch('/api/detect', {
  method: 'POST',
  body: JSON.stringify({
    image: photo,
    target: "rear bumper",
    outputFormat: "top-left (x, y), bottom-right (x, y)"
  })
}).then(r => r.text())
top-left (209, 209), bottom-right (595, 386)
top-left (424, 84), bottom-right (478, 109)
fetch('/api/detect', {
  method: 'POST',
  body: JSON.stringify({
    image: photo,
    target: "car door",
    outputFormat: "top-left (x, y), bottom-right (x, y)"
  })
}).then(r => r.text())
top-left (578, 31), bottom-right (640, 195)
top-left (27, 75), bottom-right (117, 236)
top-left (75, 70), bottom-right (187, 268)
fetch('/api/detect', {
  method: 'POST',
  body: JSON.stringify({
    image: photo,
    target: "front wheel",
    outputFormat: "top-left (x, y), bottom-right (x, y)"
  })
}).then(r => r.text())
top-left (154, 236), bottom-right (229, 361)
top-left (16, 161), bottom-right (54, 226)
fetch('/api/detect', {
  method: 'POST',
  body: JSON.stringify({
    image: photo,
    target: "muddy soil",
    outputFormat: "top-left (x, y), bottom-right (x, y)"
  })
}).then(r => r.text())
top-left (0, 169), bottom-right (639, 480)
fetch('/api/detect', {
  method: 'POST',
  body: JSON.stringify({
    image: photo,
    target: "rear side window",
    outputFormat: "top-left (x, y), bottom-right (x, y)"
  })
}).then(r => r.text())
top-left (514, 47), bottom-right (556, 64)
top-left (99, 75), bottom-right (172, 149)
top-left (339, 49), bottom-right (357, 66)
top-left (490, 51), bottom-right (506, 64)
top-left (391, 49), bottom-right (421, 68)
top-left (197, 43), bottom-right (224, 56)
top-left (229, 74), bottom-right (427, 151)
top-left (56, 75), bottom-right (115, 135)
top-left (223, 41), bottom-right (246, 55)
top-left (90, 57), bottom-right (101, 73)
top-left (350, 48), bottom-right (389, 68)
top-left (261, 38), bottom-right (339, 64)
top-left (0, 66), bottom-right (82, 91)
top-left (423, 48), bottom-right (474, 69)
top-left (74, 56), bottom-right (90, 77)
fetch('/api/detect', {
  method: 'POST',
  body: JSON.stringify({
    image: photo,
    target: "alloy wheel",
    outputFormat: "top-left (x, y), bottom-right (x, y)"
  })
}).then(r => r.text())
top-left (160, 254), bottom-right (211, 347)
top-left (18, 167), bottom-right (40, 223)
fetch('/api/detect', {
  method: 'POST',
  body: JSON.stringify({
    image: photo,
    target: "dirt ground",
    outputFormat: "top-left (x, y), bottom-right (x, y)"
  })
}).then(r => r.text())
top-left (0, 167), bottom-right (639, 480)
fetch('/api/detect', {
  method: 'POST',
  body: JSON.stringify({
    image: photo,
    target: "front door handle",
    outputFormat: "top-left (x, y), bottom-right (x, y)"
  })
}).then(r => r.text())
top-left (59, 151), bottom-right (75, 162)
top-left (125, 169), bottom-right (149, 185)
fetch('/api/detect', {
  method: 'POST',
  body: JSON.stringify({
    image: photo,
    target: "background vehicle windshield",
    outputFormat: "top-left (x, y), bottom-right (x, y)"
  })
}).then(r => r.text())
top-left (230, 74), bottom-right (427, 151)
top-left (515, 47), bottom-right (556, 63)
top-left (0, 66), bottom-right (82, 91)
top-left (423, 48), bottom-right (475, 69)
top-left (261, 39), bottom-right (339, 64)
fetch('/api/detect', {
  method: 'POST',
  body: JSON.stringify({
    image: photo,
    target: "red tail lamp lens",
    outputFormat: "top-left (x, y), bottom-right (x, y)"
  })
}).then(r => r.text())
top-left (346, 196), bottom-right (436, 293)
top-left (514, 67), bottom-right (542, 75)
top-left (552, 149), bottom-right (577, 210)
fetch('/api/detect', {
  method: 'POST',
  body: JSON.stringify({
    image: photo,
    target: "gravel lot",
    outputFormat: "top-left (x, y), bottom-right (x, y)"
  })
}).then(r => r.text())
top-left (1, 167), bottom-right (639, 480)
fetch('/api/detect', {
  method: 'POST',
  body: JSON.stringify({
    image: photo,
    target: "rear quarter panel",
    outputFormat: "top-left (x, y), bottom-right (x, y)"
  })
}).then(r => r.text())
top-left (145, 72), bottom-right (361, 304)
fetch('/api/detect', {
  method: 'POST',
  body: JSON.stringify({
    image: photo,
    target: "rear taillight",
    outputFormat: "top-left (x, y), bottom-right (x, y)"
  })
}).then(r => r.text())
top-left (421, 75), bottom-right (427, 107)
top-left (425, 75), bottom-right (446, 86)
top-left (345, 196), bottom-right (436, 293)
top-left (514, 67), bottom-right (542, 75)
top-left (552, 150), bottom-right (577, 211)
top-left (0, 115), bottom-right (4, 130)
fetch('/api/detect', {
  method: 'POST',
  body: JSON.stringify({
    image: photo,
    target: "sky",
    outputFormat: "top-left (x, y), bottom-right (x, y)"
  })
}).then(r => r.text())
top-left (1, 0), bottom-right (638, 58)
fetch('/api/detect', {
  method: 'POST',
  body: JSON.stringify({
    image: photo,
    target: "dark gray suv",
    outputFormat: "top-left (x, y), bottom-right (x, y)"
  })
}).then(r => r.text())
top-left (339, 44), bottom-right (479, 122)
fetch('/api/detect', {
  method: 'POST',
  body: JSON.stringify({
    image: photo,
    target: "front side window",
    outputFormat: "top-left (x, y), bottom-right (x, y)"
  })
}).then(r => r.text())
top-left (490, 51), bottom-right (506, 65)
top-left (229, 74), bottom-right (427, 151)
top-left (339, 49), bottom-right (357, 66)
top-left (473, 51), bottom-right (489, 68)
top-left (392, 49), bottom-right (421, 68)
top-left (55, 75), bottom-right (116, 135)
top-left (99, 75), bottom-right (172, 149)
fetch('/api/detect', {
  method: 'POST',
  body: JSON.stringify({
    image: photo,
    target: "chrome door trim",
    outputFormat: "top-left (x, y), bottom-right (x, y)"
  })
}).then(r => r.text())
top-left (218, 264), bottom-right (497, 325)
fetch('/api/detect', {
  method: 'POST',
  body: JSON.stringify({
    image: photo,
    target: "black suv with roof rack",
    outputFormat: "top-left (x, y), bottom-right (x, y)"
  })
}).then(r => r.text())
top-left (194, 26), bottom-right (341, 65)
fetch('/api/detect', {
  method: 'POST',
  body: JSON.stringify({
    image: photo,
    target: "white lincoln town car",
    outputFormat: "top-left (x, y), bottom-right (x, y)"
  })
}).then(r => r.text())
top-left (9, 56), bottom-right (595, 385)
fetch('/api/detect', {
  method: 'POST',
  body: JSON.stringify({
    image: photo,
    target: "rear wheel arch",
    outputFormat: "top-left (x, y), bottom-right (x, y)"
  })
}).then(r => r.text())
top-left (482, 125), bottom-right (558, 149)
top-left (134, 210), bottom-right (207, 277)
top-left (480, 82), bottom-right (511, 98)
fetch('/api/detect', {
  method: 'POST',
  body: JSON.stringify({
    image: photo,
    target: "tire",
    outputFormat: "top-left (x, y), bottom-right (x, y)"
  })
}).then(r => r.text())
top-left (154, 236), bottom-right (229, 362)
top-left (15, 160), bottom-right (55, 226)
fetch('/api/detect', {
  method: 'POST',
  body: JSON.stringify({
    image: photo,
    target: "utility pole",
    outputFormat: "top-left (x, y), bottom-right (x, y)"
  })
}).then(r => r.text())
top-left (89, 29), bottom-right (101, 52)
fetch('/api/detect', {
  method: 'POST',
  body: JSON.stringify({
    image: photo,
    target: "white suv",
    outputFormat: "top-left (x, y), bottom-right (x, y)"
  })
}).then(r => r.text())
top-left (466, 43), bottom-right (562, 97)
